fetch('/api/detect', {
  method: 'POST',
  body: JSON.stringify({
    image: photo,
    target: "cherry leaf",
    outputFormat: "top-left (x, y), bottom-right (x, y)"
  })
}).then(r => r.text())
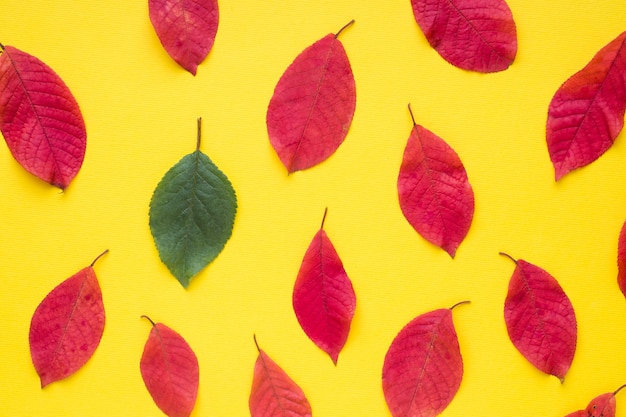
top-left (0, 44), bottom-right (86, 189)
top-left (140, 316), bottom-right (199, 417)
top-left (547, 32), bottom-right (626, 180)
top-left (249, 336), bottom-right (312, 417)
top-left (29, 250), bottom-right (108, 388)
top-left (382, 301), bottom-right (468, 417)
top-left (500, 253), bottom-right (577, 381)
top-left (564, 385), bottom-right (626, 417)
top-left (149, 118), bottom-right (237, 288)
top-left (148, 0), bottom-right (219, 75)
top-left (618, 220), bottom-right (626, 299)
top-left (267, 21), bottom-right (356, 173)
top-left (409, 0), bottom-right (517, 73)
top-left (397, 105), bottom-right (474, 258)
top-left (292, 208), bottom-right (356, 365)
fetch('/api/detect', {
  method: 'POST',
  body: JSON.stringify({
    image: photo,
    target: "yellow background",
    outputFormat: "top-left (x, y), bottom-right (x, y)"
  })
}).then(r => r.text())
top-left (1, 0), bottom-right (626, 416)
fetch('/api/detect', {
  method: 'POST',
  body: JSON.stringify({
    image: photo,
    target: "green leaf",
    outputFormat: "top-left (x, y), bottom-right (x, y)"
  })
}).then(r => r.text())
top-left (149, 118), bottom-right (237, 288)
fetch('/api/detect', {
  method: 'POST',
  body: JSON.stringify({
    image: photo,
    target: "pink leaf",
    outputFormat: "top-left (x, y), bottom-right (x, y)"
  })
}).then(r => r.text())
top-left (382, 301), bottom-right (468, 417)
top-left (267, 21), bottom-right (356, 173)
top-left (617, 220), bottom-right (626, 299)
top-left (140, 317), bottom-right (199, 417)
top-left (149, 0), bottom-right (219, 75)
top-left (29, 250), bottom-right (107, 388)
top-left (500, 253), bottom-right (577, 381)
top-left (397, 105), bottom-right (474, 258)
top-left (409, 0), bottom-right (517, 73)
top-left (563, 385), bottom-right (626, 417)
top-left (249, 336), bottom-right (312, 417)
top-left (0, 44), bottom-right (86, 189)
top-left (547, 32), bottom-right (626, 180)
top-left (292, 208), bottom-right (356, 365)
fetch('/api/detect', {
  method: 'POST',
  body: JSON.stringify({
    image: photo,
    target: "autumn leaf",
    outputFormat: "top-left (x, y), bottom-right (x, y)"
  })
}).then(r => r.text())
top-left (140, 316), bottom-right (199, 417)
top-left (266, 20), bottom-right (356, 173)
top-left (500, 253), bottom-right (577, 381)
top-left (149, 118), bottom-right (237, 288)
top-left (397, 104), bottom-right (474, 258)
top-left (249, 336), bottom-right (312, 417)
top-left (292, 208), bottom-right (356, 365)
top-left (29, 250), bottom-right (108, 388)
top-left (0, 44), bottom-right (86, 189)
top-left (382, 301), bottom-right (469, 417)
top-left (148, 0), bottom-right (219, 75)
top-left (564, 385), bottom-right (626, 417)
top-left (409, 0), bottom-right (517, 72)
top-left (617, 220), bottom-right (626, 298)
top-left (547, 31), bottom-right (626, 180)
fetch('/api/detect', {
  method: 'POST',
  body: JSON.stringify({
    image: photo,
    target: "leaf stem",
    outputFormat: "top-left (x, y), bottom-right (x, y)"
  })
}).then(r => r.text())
top-left (321, 207), bottom-right (328, 229)
top-left (449, 300), bottom-right (471, 310)
top-left (499, 252), bottom-right (518, 264)
top-left (90, 249), bottom-right (109, 267)
top-left (196, 117), bottom-right (202, 151)
top-left (141, 315), bottom-right (156, 327)
top-left (335, 20), bottom-right (355, 38)
top-left (253, 334), bottom-right (261, 353)
top-left (614, 384), bottom-right (626, 396)
top-left (407, 103), bottom-right (417, 126)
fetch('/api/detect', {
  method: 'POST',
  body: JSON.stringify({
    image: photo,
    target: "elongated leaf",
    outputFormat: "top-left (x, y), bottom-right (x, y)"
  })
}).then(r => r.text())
top-left (397, 105), bottom-right (474, 258)
top-left (292, 208), bottom-right (356, 365)
top-left (0, 44), bottom-right (86, 189)
top-left (140, 317), bottom-right (199, 417)
top-left (547, 32), bottom-right (626, 180)
top-left (149, 118), bottom-right (237, 288)
top-left (29, 250), bottom-right (107, 387)
top-left (618, 220), bottom-right (626, 298)
top-left (564, 385), bottom-right (626, 417)
top-left (250, 336), bottom-right (312, 417)
top-left (267, 21), bottom-right (356, 173)
top-left (148, 0), bottom-right (219, 75)
top-left (382, 301), bottom-right (468, 417)
top-left (409, 0), bottom-right (517, 72)
top-left (500, 253), bottom-right (577, 381)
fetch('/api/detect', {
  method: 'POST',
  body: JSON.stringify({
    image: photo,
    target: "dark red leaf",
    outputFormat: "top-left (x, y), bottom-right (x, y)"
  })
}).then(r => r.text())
top-left (0, 44), bottom-right (86, 189)
top-left (249, 336), bottom-right (312, 417)
top-left (409, 0), bottom-right (517, 73)
top-left (500, 253), bottom-right (577, 381)
top-left (618, 220), bottom-right (626, 298)
top-left (397, 105), bottom-right (474, 258)
top-left (267, 21), bottom-right (356, 173)
top-left (563, 385), bottom-right (626, 417)
top-left (292, 208), bottom-right (356, 365)
top-left (29, 250), bottom-right (107, 388)
top-left (149, 0), bottom-right (219, 75)
top-left (547, 32), bottom-right (626, 180)
top-left (382, 301), bottom-right (468, 417)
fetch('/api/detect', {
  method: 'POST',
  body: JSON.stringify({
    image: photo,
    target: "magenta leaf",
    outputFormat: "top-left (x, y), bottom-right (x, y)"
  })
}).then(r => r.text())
top-left (266, 21), bottom-right (356, 173)
top-left (29, 250), bottom-right (107, 388)
top-left (397, 105), bottom-right (474, 258)
top-left (563, 385), bottom-right (626, 417)
top-left (149, 0), bottom-right (219, 75)
top-left (500, 253), bottom-right (577, 381)
top-left (547, 32), bottom-right (626, 180)
top-left (0, 44), bottom-right (86, 189)
top-left (409, 0), bottom-right (517, 73)
top-left (140, 316), bottom-right (199, 417)
top-left (382, 301), bottom-right (468, 417)
top-left (618, 220), bottom-right (626, 299)
top-left (292, 208), bottom-right (356, 365)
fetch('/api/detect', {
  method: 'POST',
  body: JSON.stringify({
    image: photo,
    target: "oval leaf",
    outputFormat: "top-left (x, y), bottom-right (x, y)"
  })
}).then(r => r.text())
top-left (250, 337), bottom-right (312, 417)
top-left (29, 250), bottom-right (107, 388)
top-left (618, 220), bottom-right (626, 299)
top-left (149, 118), bottom-right (237, 288)
top-left (140, 317), bottom-right (199, 417)
top-left (266, 21), bottom-right (356, 173)
top-left (547, 32), bottom-right (626, 180)
top-left (148, 0), bottom-right (219, 75)
top-left (382, 302), bottom-right (468, 417)
top-left (501, 253), bottom-right (577, 381)
top-left (409, 0), bottom-right (517, 72)
top-left (292, 209), bottom-right (356, 365)
top-left (564, 385), bottom-right (626, 417)
top-left (0, 44), bottom-right (86, 189)
top-left (397, 105), bottom-right (474, 258)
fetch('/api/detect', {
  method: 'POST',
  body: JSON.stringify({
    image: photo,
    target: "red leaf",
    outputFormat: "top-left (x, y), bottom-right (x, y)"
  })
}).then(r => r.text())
top-left (618, 220), bottom-right (626, 298)
top-left (249, 336), bottom-right (312, 417)
top-left (0, 44), bottom-right (86, 189)
top-left (500, 253), bottom-right (577, 381)
top-left (397, 105), bottom-right (474, 258)
top-left (148, 0), bottom-right (219, 75)
top-left (140, 317), bottom-right (199, 417)
top-left (292, 208), bottom-right (356, 365)
top-left (267, 21), bottom-right (356, 173)
top-left (547, 32), bottom-right (626, 180)
top-left (382, 301), bottom-right (468, 417)
top-left (409, 0), bottom-right (517, 73)
top-left (29, 250), bottom-right (107, 388)
top-left (564, 385), bottom-right (626, 417)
